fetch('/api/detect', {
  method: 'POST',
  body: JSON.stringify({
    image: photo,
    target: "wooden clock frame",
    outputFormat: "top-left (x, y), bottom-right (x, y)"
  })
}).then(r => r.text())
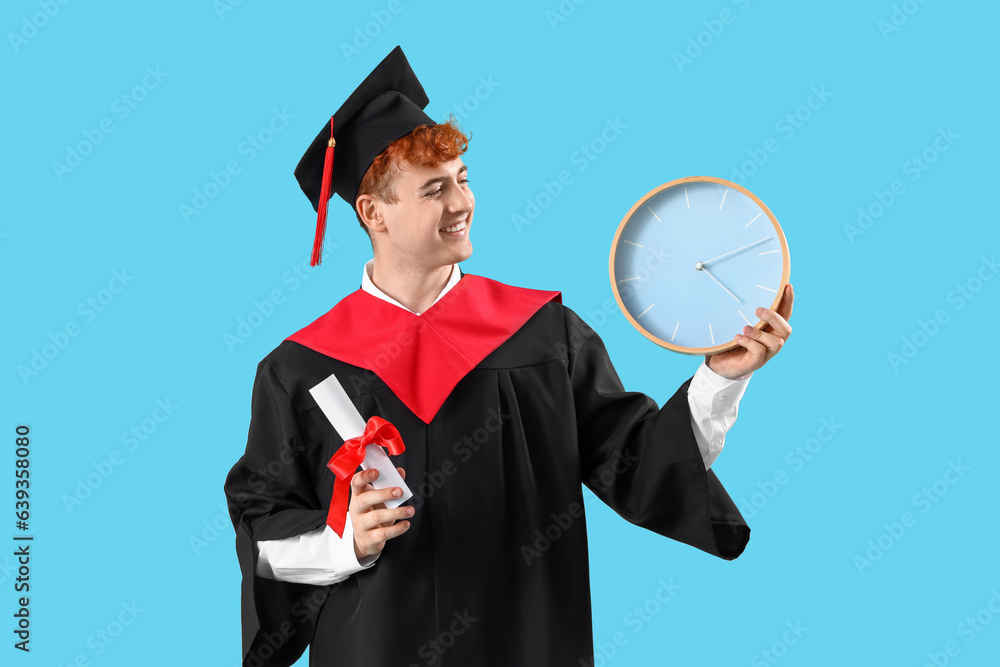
top-left (608, 175), bottom-right (791, 356)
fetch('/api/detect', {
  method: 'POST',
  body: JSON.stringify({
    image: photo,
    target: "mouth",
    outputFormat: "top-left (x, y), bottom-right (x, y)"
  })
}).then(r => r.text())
top-left (440, 219), bottom-right (468, 236)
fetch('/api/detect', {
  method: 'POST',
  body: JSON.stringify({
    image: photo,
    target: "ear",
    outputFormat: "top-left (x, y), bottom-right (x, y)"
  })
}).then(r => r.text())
top-left (356, 194), bottom-right (385, 234)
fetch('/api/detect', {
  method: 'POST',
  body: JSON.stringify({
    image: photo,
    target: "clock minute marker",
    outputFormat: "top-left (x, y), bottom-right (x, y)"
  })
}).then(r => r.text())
top-left (623, 239), bottom-right (644, 248)
top-left (685, 188), bottom-right (690, 209)
top-left (745, 212), bottom-right (762, 228)
top-left (671, 321), bottom-right (679, 342)
top-left (647, 206), bottom-right (662, 223)
top-left (756, 284), bottom-right (778, 293)
top-left (709, 323), bottom-right (715, 345)
top-left (618, 276), bottom-right (641, 282)
top-left (738, 309), bottom-right (752, 326)
top-left (719, 190), bottom-right (728, 211)
top-left (636, 304), bottom-right (654, 319)
top-left (758, 249), bottom-right (780, 255)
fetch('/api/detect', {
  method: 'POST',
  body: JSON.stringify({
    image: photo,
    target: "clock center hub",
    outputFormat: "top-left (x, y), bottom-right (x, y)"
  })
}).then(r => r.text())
top-left (694, 261), bottom-right (704, 271)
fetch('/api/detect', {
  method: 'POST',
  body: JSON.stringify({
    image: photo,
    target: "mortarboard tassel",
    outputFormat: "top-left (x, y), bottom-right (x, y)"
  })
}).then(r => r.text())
top-left (310, 116), bottom-right (336, 266)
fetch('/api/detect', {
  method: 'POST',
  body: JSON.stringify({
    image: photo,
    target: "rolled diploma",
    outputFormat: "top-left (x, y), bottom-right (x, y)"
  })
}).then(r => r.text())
top-left (309, 373), bottom-right (413, 509)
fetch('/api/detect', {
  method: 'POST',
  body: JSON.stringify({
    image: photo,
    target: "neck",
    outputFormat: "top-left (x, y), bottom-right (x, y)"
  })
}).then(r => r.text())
top-left (370, 258), bottom-right (453, 314)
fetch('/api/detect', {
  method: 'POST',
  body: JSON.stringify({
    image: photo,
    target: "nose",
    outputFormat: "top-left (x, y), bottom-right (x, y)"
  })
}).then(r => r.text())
top-left (445, 179), bottom-right (474, 212)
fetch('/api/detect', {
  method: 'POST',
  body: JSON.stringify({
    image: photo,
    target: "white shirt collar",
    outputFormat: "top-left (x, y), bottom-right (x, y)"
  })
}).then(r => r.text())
top-left (361, 259), bottom-right (462, 316)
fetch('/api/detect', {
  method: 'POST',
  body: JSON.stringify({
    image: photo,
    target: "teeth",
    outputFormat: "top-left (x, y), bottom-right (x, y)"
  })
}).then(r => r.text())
top-left (441, 221), bottom-right (467, 232)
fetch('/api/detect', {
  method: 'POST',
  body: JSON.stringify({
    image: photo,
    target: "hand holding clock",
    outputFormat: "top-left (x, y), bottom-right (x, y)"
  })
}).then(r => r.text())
top-left (706, 282), bottom-right (793, 379)
top-left (610, 176), bottom-right (793, 370)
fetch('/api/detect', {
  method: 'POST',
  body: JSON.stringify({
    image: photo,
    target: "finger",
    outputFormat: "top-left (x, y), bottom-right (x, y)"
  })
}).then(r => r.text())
top-left (397, 466), bottom-right (406, 481)
top-left (777, 283), bottom-right (793, 321)
top-left (743, 325), bottom-right (785, 358)
top-left (355, 486), bottom-right (405, 512)
top-left (364, 520), bottom-right (412, 548)
top-left (356, 512), bottom-right (412, 544)
top-left (356, 504), bottom-right (408, 530)
top-left (734, 331), bottom-right (767, 362)
top-left (378, 505), bottom-right (415, 528)
top-left (351, 468), bottom-right (379, 495)
top-left (756, 305), bottom-right (792, 341)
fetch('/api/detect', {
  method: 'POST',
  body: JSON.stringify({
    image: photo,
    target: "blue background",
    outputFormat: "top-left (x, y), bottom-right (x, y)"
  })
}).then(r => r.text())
top-left (4, 1), bottom-right (998, 665)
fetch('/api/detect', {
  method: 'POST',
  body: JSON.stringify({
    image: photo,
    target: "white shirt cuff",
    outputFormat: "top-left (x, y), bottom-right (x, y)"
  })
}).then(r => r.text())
top-left (255, 511), bottom-right (380, 585)
top-left (687, 359), bottom-right (752, 469)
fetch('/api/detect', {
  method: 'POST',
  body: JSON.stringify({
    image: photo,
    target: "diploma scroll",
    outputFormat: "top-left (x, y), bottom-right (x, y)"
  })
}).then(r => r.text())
top-left (309, 373), bottom-right (413, 509)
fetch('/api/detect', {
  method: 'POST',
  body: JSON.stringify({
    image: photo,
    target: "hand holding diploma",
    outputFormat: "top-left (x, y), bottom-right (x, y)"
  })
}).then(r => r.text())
top-left (309, 373), bottom-right (414, 556)
top-left (350, 466), bottom-right (415, 561)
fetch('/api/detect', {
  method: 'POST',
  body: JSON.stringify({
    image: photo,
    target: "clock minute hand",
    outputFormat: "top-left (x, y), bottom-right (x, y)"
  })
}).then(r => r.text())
top-left (695, 263), bottom-right (742, 303)
top-left (702, 236), bottom-right (772, 266)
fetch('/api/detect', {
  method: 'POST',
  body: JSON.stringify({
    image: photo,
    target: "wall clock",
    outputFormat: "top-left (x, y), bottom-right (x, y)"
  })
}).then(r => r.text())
top-left (609, 176), bottom-right (790, 355)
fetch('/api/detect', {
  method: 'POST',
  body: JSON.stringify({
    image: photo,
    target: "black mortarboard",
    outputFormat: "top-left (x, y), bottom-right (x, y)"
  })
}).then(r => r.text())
top-left (294, 45), bottom-right (435, 265)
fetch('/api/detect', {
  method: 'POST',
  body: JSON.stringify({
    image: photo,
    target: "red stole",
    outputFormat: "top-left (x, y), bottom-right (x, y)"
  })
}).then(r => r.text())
top-left (287, 273), bottom-right (562, 424)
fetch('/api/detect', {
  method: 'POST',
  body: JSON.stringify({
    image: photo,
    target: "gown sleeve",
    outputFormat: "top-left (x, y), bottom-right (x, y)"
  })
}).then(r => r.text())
top-left (563, 306), bottom-right (750, 560)
top-left (224, 359), bottom-right (335, 667)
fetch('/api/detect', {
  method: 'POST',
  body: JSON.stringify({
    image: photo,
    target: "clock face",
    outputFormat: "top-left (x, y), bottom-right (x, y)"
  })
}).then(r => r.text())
top-left (610, 176), bottom-right (790, 355)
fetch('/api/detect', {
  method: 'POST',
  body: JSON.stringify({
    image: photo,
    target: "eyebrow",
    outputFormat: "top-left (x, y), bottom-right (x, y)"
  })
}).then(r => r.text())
top-left (419, 164), bottom-right (468, 190)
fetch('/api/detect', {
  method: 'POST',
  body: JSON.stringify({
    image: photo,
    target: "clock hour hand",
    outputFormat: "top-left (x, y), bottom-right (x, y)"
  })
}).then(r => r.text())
top-left (702, 236), bottom-right (772, 266)
top-left (695, 263), bottom-right (742, 303)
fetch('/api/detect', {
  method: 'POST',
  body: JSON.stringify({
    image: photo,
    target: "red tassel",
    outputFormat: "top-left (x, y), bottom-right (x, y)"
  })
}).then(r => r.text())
top-left (311, 116), bottom-right (336, 267)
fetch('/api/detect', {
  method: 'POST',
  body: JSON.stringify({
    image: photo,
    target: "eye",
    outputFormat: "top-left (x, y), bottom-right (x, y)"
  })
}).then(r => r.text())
top-left (425, 179), bottom-right (470, 198)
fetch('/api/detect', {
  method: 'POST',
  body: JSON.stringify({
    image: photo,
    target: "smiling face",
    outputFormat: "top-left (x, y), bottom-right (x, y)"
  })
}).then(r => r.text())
top-left (357, 156), bottom-right (474, 276)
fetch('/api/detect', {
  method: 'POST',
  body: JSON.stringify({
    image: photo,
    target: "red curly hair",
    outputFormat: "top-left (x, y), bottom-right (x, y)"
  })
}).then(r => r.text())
top-left (355, 114), bottom-right (471, 234)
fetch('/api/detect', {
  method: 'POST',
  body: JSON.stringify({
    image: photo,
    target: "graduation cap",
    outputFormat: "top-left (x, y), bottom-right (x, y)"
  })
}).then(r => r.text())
top-left (294, 45), bottom-right (435, 266)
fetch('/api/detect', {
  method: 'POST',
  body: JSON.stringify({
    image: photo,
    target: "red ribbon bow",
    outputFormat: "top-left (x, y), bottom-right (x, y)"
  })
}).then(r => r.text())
top-left (326, 416), bottom-right (406, 538)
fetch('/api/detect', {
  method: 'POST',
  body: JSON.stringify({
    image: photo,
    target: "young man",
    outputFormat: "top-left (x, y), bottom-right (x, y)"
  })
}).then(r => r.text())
top-left (225, 46), bottom-right (793, 667)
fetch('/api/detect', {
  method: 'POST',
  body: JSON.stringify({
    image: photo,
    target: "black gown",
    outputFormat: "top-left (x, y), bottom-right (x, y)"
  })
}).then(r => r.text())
top-left (224, 275), bottom-right (750, 667)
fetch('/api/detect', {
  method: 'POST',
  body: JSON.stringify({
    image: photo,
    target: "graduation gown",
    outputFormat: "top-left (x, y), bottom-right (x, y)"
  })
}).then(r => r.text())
top-left (224, 273), bottom-right (750, 667)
